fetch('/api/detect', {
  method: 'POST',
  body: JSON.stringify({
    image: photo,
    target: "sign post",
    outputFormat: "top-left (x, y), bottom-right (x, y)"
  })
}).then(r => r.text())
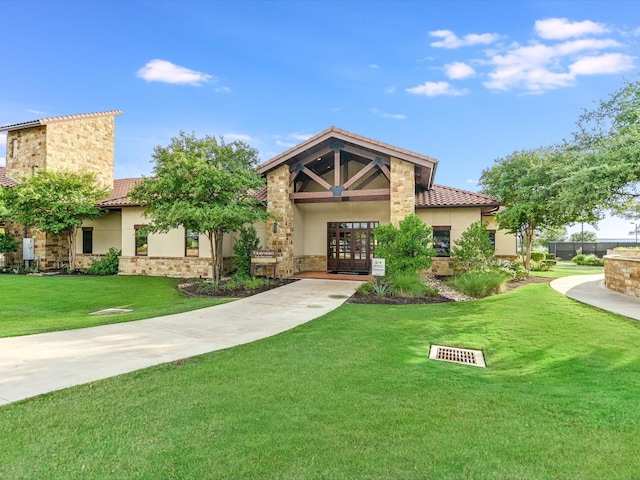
top-left (250, 250), bottom-right (277, 278)
top-left (371, 258), bottom-right (386, 286)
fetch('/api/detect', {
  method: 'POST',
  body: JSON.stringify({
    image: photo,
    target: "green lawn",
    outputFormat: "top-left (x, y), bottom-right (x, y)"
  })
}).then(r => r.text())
top-left (0, 275), bottom-right (230, 337)
top-left (534, 260), bottom-right (604, 279)
top-left (1, 281), bottom-right (638, 479)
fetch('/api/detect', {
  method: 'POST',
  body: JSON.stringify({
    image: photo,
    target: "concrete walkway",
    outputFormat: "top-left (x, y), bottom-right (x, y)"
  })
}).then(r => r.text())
top-left (550, 274), bottom-right (640, 321)
top-left (0, 279), bottom-right (362, 406)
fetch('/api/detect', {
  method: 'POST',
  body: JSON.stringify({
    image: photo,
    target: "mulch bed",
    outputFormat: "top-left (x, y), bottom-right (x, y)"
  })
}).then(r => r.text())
top-left (178, 275), bottom-right (553, 303)
top-left (179, 278), bottom-right (298, 298)
top-left (346, 293), bottom-right (453, 305)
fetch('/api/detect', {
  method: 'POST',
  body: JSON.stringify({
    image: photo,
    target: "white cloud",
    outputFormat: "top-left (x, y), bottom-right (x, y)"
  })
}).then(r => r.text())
top-left (465, 178), bottom-right (477, 185)
top-left (0, 133), bottom-right (6, 148)
top-left (483, 38), bottom-right (634, 92)
top-left (535, 18), bottom-right (609, 40)
top-left (223, 133), bottom-right (255, 142)
top-left (369, 64), bottom-right (379, 69)
top-left (370, 108), bottom-right (407, 119)
top-left (570, 53), bottom-right (636, 75)
top-left (215, 86), bottom-right (231, 93)
top-left (384, 85), bottom-right (397, 94)
top-left (445, 61), bottom-right (475, 79)
top-left (136, 59), bottom-right (214, 86)
top-left (26, 109), bottom-right (46, 115)
top-left (406, 81), bottom-right (468, 97)
top-left (430, 29), bottom-right (500, 49)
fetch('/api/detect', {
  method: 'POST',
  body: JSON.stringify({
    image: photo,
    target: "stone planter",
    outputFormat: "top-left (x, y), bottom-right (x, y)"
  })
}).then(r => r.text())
top-left (604, 250), bottom-right (640, 299)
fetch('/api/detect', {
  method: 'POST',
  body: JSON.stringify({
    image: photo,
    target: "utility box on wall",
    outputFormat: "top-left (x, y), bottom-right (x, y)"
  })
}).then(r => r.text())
top-left (23, 238), bottom-right (35, 261)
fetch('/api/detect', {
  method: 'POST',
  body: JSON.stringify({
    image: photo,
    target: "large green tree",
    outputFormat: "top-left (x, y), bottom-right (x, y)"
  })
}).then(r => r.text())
top-left (130, 132), bottom-right (269, 282)
top-left (4, 170), bottom-right (108, 270)
top-left (479, 148), bottom-right (573, 272)
top-left (559, 78), bottom-right (640, 218)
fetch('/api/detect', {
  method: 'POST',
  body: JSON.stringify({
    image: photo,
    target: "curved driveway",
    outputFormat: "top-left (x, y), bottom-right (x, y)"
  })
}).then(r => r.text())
top-left (0, 279), bottom-right (362, 406)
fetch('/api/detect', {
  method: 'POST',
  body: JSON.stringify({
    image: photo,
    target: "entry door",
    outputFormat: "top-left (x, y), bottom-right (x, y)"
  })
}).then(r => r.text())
top-left (327, 221), bottom-right (378, 272)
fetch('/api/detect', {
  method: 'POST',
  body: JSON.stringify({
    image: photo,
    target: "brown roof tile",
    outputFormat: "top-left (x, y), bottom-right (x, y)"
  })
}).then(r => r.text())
top-left (415, 184), bottom-right (500, 208)
top-left (0, 110), bottom-right (122, 132)
top-left (97, 178), bottom-right (143, 207)
top-left (0, 167), bottom-right (18, 187)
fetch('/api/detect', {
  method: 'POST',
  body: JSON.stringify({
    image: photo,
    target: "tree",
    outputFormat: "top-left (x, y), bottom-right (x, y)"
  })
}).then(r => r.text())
top-left (450, 220), bottom-right (494, 273)
top-left (559, 79), bottom-right (640, 218)
top-left (372, 214), bottom-right (436, 275)
top-left (130, 132), bottom-right (269, 283)
top-left (533, 225), bottom-right (567, 250)
top-left (232, 225), bottom-right (261, 278)
top-left (0, 233), bottom-right (19, 254)
top-left (569, 231), bottom-right (597, 243)
top-left (4, 170), bottom-right (107, 270)
top-left (479, 148), bottom-right (573, 273)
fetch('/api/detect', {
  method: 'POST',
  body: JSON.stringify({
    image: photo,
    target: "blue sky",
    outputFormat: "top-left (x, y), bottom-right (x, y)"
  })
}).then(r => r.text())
top-left (1, 0), bottom-right (639, 239)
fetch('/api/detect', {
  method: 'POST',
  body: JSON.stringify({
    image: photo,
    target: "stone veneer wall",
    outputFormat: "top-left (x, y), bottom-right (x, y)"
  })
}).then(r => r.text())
top-left (427, 258), bottom-right (456, 276)
top-left (45, 117), bottom-right (116, 189)
top-left (266, 164), bottom-right (294, 277)
top-left (294, 255), bottom-right (327, 273)
top-left (390, 157), bottom-right (415, 227)
top-left (604, 251), bottom-right (640, 299)
top-left (5, 126), bottom-right (47, 180)
top-left (119, 256), bottom-right (234, 279)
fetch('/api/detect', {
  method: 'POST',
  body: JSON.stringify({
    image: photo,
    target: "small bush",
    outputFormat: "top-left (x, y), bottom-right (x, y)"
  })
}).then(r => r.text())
top-left (357, 281), bottom-right (375, 295)
top-left (0, 233), bottom-right (19, 254)
top-left (447, 271), bottom-right (510, 298)
top-left (85, 248), bottom-right (121, 276)
top-left (389, 271), bottom-right (426, 298)
top-left (530, 251), bottom-right (546, 262)
top-left (490, 258), bottom-right (528, 281)
top-left (451, 220), bottom-right (494, 273)
top-left (232, 226), bottom-right (261, 278)
top-left (373, 282), bottom-right (390, 298)
top-left (572, 254), bottom-right (604, 266)
top-left (424, 284), bottom-right (439, 297)
top-left (545, 253), bottom-right (556, 260)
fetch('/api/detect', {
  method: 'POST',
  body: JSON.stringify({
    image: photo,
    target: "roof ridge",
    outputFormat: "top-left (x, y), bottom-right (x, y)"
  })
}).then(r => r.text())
top-left (0, 110), bottom-right (122, 132)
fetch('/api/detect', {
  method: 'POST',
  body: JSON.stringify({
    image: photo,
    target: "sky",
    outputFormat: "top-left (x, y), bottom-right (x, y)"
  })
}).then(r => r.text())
top-left (1, 0), bottom-right (639, 240)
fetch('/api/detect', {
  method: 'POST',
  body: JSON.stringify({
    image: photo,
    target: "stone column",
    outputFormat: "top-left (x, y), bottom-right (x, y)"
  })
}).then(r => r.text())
top-left (266, 164), bottom-right (294, 277)
top-left (390, 157), bottom-right (415, 227)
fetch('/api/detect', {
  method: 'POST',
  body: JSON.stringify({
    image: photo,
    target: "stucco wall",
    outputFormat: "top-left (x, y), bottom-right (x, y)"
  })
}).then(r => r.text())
top-left (77, 211), bottom-right (123, 254)
top-left (295, 201), bottom-right (391, 257)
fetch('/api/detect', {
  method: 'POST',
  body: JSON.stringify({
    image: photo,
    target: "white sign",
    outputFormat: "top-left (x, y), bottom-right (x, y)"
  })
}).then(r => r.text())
top-left (371, 258), bottom-right (386, 277)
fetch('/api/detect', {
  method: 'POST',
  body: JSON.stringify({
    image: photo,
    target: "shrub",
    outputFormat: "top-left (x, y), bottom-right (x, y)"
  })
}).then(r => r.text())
top-left (0, 233), bottom-right (19, 254)
top-left (447, 271), bottom-right (510, 298)
top-left (424, 284), bottom-right (439, 297)
top-left (572, 254), bottom-right (604, 266)
top-left (545, 253), bottom-right (556, 260)
top-left (451, 220), bottom-right (494, 273)
top-left (373, 214), bottom-right (436, 275)
top-left (490, 258), bottom-right (528, 281)
top-left (530, 251), bottom-right (546, 262)
top-left (232, 226), bottom-right (261, 278)
top-left (85, 248), bottom-right (121, 276)
top-left (389, 271), bottom-right (426, 298)
top-left (357, 281), bottom-right (375, 295)
top-left (373, 282), bottom-right (390, 298)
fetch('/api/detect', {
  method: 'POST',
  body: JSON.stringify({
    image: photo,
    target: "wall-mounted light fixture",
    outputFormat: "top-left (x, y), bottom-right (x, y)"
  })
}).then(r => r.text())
top-left (272, 221), bottom-right (279, 234)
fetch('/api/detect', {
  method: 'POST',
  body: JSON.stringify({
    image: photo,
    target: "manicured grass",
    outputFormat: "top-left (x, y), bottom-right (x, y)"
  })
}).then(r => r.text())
top-left (533, 260), bottom-right (604, 278)
top-left (1, 283), bottom-right (639, 479)
top-left (0, 275), bottom-right (230, 337)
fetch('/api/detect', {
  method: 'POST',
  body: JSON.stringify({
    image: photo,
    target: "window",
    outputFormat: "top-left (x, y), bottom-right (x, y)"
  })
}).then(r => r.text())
top-left (489, 230), bottom-right (496, 252)
top-left (185, 230), bottom-right (199, 257)
top-left (10, 138), bottom-right (18, 157)
top-left (433, 226), bottom-right (451, 257)
top-left (82, 228), bottom-right (93, 254)
top-left (134, 225), bottom-right (148, 256)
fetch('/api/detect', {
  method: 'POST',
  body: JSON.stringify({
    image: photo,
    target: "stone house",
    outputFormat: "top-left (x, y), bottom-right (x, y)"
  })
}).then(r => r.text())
top-left (1, 111), bottom-right (516, 276)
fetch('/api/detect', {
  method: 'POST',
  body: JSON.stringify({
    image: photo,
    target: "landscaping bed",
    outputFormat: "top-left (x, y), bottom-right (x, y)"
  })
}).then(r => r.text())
top-left (178, 278), bottom-right (298, 298)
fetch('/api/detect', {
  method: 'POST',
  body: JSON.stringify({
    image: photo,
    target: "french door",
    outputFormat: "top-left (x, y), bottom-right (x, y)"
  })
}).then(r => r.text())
top-left (327, 221), bottom-right (378, 272)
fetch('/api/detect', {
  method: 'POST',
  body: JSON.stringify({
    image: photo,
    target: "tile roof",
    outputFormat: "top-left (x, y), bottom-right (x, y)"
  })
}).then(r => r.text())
top-left (259, 126), bottom-right (438, 174)
top-left (0, 167), bottom-right (19, 187)
top-left (0, 110), bottom-right (122, 132)
top-left (97, 178), bottom-right (144, 207)
top-left (415, 184), bottom-right (500, 208)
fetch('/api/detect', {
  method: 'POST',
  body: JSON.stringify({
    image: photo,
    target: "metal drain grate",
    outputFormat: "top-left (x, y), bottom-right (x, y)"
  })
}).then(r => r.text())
top-left (429, 345), bottom-right (486, 368)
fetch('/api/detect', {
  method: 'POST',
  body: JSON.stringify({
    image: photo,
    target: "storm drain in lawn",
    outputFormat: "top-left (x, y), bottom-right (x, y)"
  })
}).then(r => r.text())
top-left (429, 345), bottom-right (486, 368)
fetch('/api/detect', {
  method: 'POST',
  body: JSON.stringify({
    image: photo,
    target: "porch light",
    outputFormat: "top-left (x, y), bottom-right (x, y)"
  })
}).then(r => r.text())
top-left (273, 221), bottom-right (279, 234)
